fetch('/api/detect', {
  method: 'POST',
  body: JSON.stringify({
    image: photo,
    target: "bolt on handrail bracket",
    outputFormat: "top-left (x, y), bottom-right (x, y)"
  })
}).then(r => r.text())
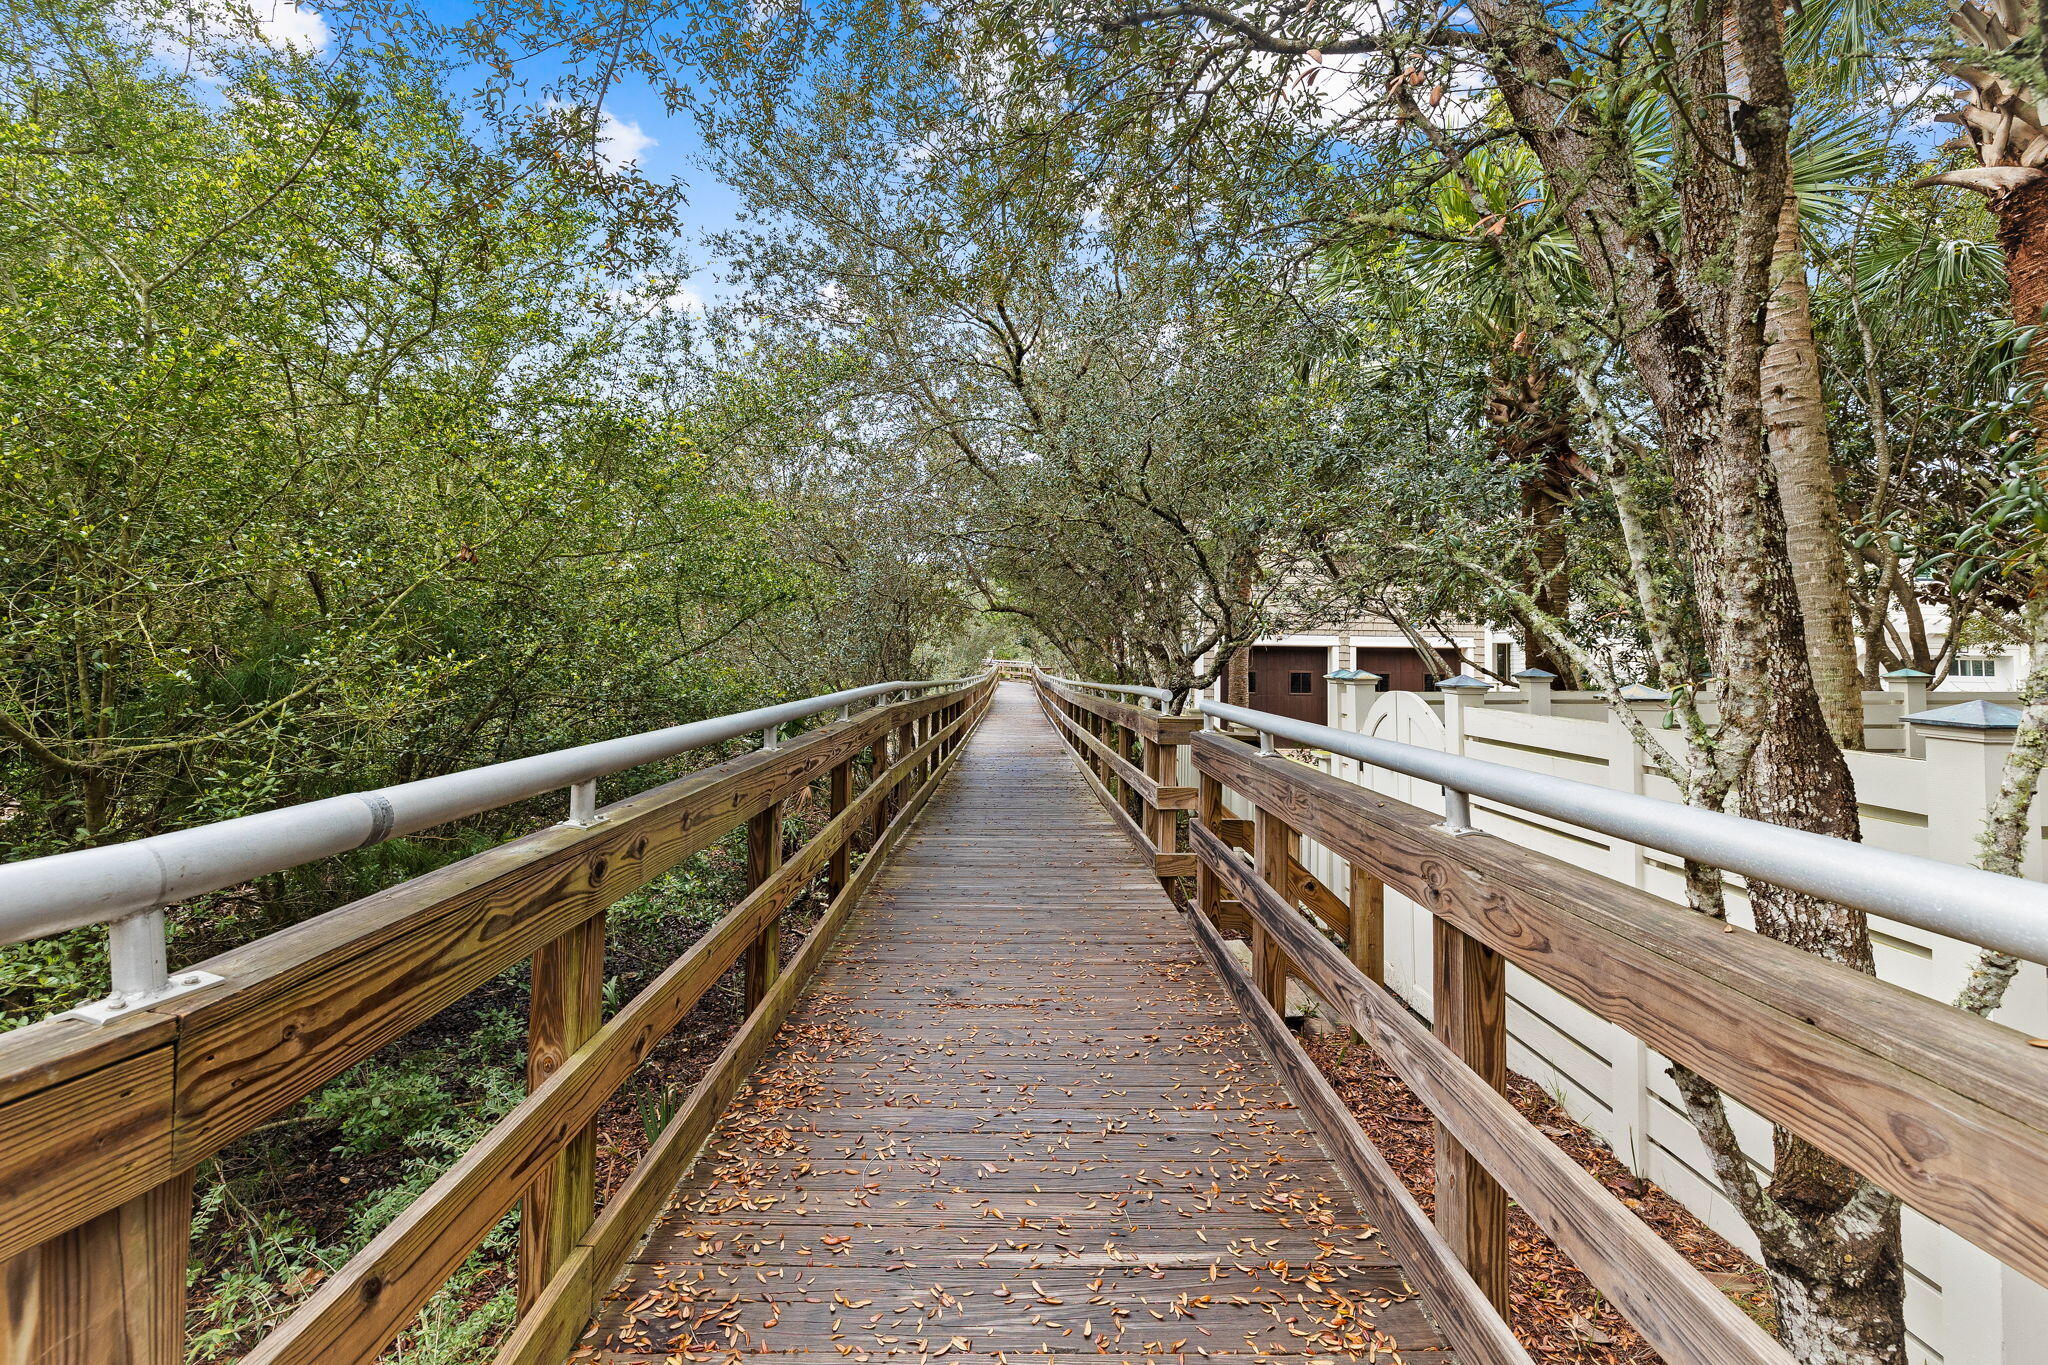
top-left (56, 907), bottom-right (223, 1024)
top-left (565, 779), bottom-right (604, 828)
top-left (1436, 787), bottom-right (1479, 836)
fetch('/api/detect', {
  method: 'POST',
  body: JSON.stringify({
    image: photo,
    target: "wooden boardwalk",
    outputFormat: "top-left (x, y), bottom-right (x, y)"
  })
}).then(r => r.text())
top-left (579, 682), bottom-right (1451, 1363)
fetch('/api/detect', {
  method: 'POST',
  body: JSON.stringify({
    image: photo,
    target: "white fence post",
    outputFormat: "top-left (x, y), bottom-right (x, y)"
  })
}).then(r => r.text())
top-left (1887, 669), bottom-right (1935, 757)
top-left (1514, 668), bottom-right (1556, 715)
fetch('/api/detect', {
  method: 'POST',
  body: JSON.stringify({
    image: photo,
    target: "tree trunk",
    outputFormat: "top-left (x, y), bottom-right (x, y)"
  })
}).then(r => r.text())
top-left (1995, 174), bottom-right (2048, 335)
top-left (1760, 191), bottom-right (1865, 749)
top-left (1489, 360), bottom-right (1583, 685)
top-left (1684, 376), bottom-right (1909, 1365)
top-left (1522, 486), bottom-right (1576, 683)
top-left (1762, 1207), bottom-right (1908, 1365)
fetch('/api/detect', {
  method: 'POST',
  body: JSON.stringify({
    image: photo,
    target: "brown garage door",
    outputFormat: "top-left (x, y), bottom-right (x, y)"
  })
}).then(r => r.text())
top-left (1239, 645), bottom-right (1330, 726)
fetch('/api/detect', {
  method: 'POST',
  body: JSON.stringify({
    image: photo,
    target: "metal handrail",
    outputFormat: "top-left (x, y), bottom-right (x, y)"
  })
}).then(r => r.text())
top-left (1196, 697), bottom-right (2048, 968)
top-left (1, 672), bottom-right (989, 1019)
top-left (1039, 670), bottom-right (1172, 707)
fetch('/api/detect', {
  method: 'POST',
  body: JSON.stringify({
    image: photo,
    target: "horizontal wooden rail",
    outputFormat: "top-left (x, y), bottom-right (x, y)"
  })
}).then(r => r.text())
top-left (0, 679), bottom-right (994, 1365)
top-left (1039, 674), bottom-right (1190, 745)
top-left (1042, 696), bottom-right (1191, 807)
top-left (247, 690), bottom-right (991, 1365)
top-left (1030, 669), bottom-right (1197, 880)
top-left (1190, 728), bottom-right (2048, 1315)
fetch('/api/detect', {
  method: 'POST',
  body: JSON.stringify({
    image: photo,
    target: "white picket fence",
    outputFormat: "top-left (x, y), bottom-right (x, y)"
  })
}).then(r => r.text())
top-left (1200, 677), bottom-right (2048, 1364)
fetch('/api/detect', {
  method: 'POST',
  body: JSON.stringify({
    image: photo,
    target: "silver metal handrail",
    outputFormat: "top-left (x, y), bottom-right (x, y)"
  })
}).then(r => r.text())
top-left (1196, 697), bottom-right (2048, 968)
top-left (1040, 670), bottom-right (1172, 707)
top-left (2, 672), bottom-right (989, 1020)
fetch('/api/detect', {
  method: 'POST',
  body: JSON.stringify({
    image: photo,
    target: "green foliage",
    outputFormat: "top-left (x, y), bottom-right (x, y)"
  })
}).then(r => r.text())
top-left (304, 1059), bottom-right (459, 1156)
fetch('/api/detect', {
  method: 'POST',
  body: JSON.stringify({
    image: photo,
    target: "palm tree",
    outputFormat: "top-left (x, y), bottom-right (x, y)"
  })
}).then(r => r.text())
top-left (1925, 0), bottom-right (2048, 361)
top-left (1321, 140), bottom-right (1591, 684)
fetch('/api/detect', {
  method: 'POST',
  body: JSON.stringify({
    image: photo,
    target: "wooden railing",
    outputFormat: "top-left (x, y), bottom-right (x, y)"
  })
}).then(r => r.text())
top-left (1034, 711), bottom-right (2048, 1365)
top-left (0, 676), bottom-right (995, 1365)
top-left (1029, 667), bottom-right (1197, 879)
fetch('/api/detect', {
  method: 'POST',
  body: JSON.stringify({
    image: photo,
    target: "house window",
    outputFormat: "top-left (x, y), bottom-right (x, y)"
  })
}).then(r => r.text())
top-left (1289, 672), bottom-right (1312, 694)
top-left (1493, 642), bottom-right (1514, 678)
top-left (1952, 657), bottom-right (1998, 678)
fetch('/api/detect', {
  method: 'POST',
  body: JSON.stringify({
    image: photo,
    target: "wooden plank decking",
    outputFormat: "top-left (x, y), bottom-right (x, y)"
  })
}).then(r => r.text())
top-left (577, 682), bottom-right (1452, 1363)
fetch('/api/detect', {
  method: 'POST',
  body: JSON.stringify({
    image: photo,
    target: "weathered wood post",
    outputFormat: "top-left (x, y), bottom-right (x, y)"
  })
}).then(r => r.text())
top-left (1347, 867), bottom-right (1384, 986)
top-left (2, 1174), bottom-right (196, 1365)
top-left (828, 757), bottom-right (854, 898)
top-left (1252, 807), bottom-right (1296, 1012)
top-left (745, 802), bottom-right (783, 1009)
top-left (1431, 916), bottom-right (1509, 1310)
top-left (1428, 675), bottom-right (1511, 1311)
top-left (1195, 773), bottom-right (1226, 925)
top-left (521, 911), bottom-right (605, 1308)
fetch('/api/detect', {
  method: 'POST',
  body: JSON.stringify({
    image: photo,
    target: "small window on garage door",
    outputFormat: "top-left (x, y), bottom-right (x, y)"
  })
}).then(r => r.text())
top-left (1289, 672), bottom-right (1312, 694)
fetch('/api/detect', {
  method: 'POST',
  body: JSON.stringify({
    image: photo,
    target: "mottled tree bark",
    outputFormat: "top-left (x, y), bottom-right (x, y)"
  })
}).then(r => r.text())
top-left (1761, 192), bottom-right (1865, 749)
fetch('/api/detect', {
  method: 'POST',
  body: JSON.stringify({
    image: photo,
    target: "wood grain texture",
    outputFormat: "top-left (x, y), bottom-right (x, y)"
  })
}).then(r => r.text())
top-left (1432, 919), bottom-right (1509, 1313)
top-left (155, 687), bottom-right (977, 1173)
top-left (1042, 698), bottom-right (1159, 805)
top-left (827, 759), bottom-right (854, 898)
top-left (567, 683), bottom-right (1451, 1365)
top-left (1253, 808), bottom-right (1296, 1012)
top-left (744, 802), bottom-right (785, 1011)
top-left (1348, 868), bottom-right (1385, 987)
top-left (1286, 853), bottom-right (1351, 941)
top-left (520, 912), bottom-right (606, 1312)
top-left (0, 1035), bottom-right (175, 1267)
top-left (1182, 885), bottom-right (1528, 1365)
top-left (1191, 731), bottom-right (2048, 1289)
top-left (1038, 675), bottom-right (1200, 747)
top-left (492, 691), bottom-right (989, 1365)
top-left (1191, 820), bottom-right (1792, 1365)
top-left (1, 1172), bottom-right (194, 1365)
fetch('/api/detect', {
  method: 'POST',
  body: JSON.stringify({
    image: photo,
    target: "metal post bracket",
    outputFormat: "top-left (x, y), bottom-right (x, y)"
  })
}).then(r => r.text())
top-left (55, 969), bottom-right (224, 1024)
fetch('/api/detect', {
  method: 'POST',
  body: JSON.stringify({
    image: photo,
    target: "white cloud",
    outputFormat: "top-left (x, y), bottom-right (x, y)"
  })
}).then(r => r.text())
top-left (606, 281), bottom-right (703, 315)
top-left (134, 0), bottom-right (327, 78)
top-left (245, 0), bottom-right (327, 51)
top-left (543, 99), bottom-right (658, 172)
top-left (596, 110), bottom-right (656, 171)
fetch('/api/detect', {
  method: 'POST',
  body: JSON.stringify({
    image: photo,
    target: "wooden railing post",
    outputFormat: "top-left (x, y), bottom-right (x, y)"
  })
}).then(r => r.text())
top-left (1349, 866), bottom-right (1385, 986)
top-left (744, 803), bottom-right (783, 1010)
top-left (894, 716), bottom-right (915, 814)
top-left (1252, 808), bottom-right (1295, 1012)
top-left (1, 1172), bottom-right (194, 1365)
top-left (1433, 918), bottom-right (1510, 1312)
top-left (521, 911), bottom-right (604, 1310)
top-left (827, 758), bottom-right (854, 898)
top-left (1195, 774), bottom-right (1225, 923)
top-left (1143, 733), bottom-right (1174, 857)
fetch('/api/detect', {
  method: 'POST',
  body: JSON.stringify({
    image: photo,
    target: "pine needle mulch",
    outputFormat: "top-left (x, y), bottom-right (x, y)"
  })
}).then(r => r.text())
top-left (1304, 1035), bottom-right (1775, 1364)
